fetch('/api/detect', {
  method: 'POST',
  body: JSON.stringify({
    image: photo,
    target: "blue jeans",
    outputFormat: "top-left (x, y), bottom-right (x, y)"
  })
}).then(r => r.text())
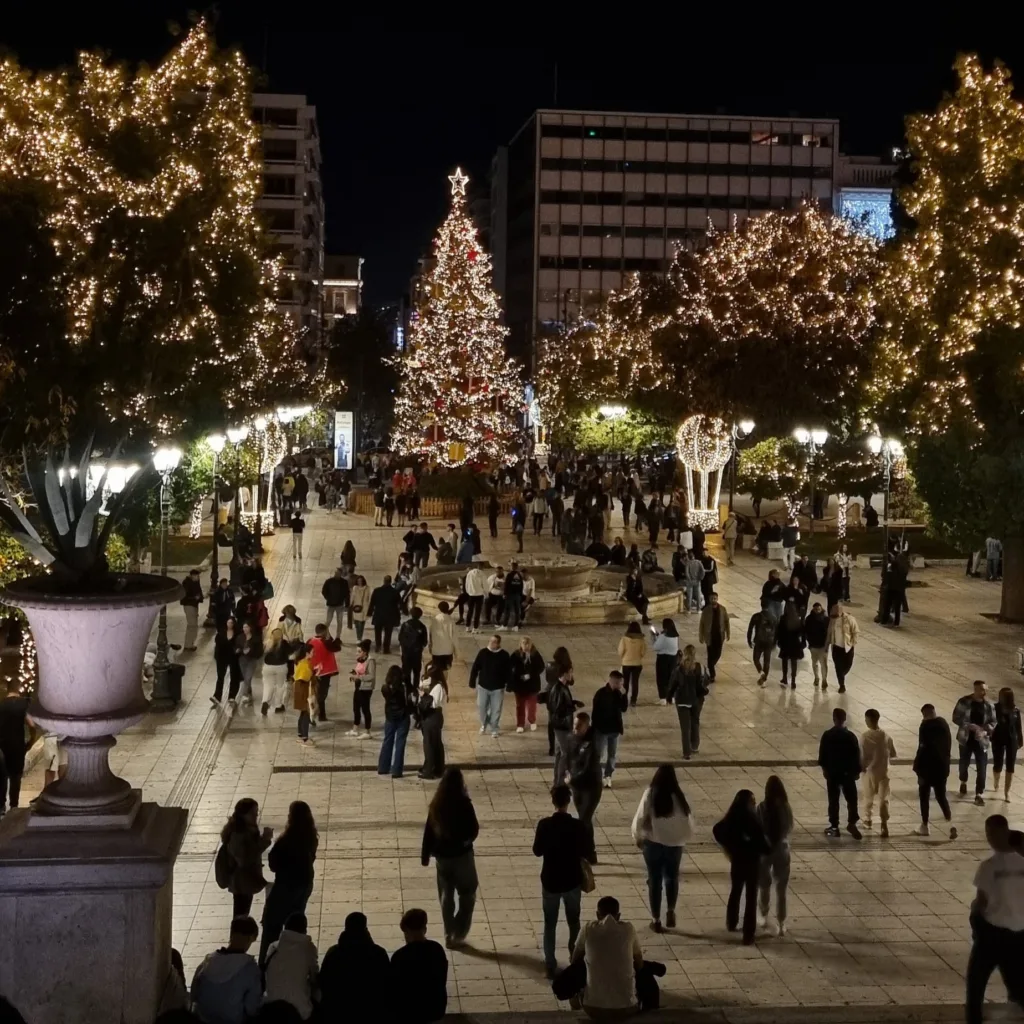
top-left (596, 732), bottom-right (619, 778)
top-left (642, 841), bottom-right (683, 921)
top-left (542, 887), bottom-right (582, 969)
top-left (685, 581), bottom-right (701, 610)
top-left (378, 715), bottom-right (411, 777)
top-left (959, 739), bottom-right (989, 794)
top-left (476, 688), bottom-right (504, 732)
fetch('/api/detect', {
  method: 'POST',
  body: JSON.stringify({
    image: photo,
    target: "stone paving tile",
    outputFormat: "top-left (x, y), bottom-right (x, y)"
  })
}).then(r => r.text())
top-left (19, 504), bottom-right (1024, 1013)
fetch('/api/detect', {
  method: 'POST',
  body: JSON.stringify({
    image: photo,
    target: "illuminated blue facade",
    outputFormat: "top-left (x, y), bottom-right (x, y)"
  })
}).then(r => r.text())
top-left (838, 189), bottom-right (894, 241)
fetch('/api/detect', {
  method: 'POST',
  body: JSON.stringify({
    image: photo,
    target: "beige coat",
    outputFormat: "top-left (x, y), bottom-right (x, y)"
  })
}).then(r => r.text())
top-left (826, 610), bottom-right (859, 651)
top-left (349, 584), bottom-right (370, 619)
top-left (430, 612), bottom-right (455, 657)
top-left (618, 634), bottom-right (646, 667)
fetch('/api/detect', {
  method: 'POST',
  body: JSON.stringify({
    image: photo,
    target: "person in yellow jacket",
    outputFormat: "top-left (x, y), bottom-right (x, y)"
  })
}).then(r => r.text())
top-left (293, 645), bottom-right (316, 746)
top-left (617, 621), bottom-right (647, 708)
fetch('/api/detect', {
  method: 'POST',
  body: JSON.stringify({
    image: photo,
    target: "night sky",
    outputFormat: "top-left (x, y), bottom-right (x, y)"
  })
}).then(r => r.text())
top-left (4, 10), bottom-right (1024, 304)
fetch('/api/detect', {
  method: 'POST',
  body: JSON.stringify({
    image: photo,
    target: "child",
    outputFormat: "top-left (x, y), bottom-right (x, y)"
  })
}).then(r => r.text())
top-left (349, 639), bottom-right (376, 739)
top-left (293, 644), bottom-right (316, 746)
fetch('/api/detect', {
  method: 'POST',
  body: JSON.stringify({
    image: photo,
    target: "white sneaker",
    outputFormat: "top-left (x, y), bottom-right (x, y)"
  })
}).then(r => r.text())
top-left (491, 730), bottom-right (500, 738)
top-left (511, 626), bottom-right (519, 632)
top-left (756, 913), bottom-right (767, 929)
top-left (346, 728), bottom-right (360, 737)
top-left (603, 777), bottom-right (612, 789)
top-left (778, 922), bottom-right (787, 937)
top-left (516, 726), bottom-right (524, 733)
top-left (659, 699), bottom-right (667, 705)
top-left (465, 627), bottom-right (473, 634)
top-left (529, 723), bottom-right (537, 732)
top-left (358, 730), bottom-right (371, 740)
top-left (479, 726), bottom-right (486, 734)
top-left (913, 823), bottom-right (930, 836)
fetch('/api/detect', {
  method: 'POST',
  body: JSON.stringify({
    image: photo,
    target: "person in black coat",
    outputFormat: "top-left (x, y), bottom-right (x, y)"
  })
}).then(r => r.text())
top-left (508, 637), bottom-right (544, 733)
top-left (469, 635), bottom-right (512, 736)
top-left (609, 537), bottom-right (627, 566)
top-left (211, 577), bottom-right (235, 626)
top-left (818, 708), bottom-right (863, 840)
top-left (367, 576), bottom-right (403, 654)
top-left (212, 617), bottom-right (242, 704)
top-left (591, 671), bottom-right (628, 787)
top-left (912, 704), bottom-right (956, 838)
top-left (319, 912), bottom-right (391, 1019)
top-left (713, 789), bottom-right (770, 944)
top-left (566, 713), bottom-right (603, 863)
top-left (391, 908), bottom-right (449, 1023)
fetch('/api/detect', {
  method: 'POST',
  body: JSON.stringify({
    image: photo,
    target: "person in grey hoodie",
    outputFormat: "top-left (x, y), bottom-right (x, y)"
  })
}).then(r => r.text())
top-left (190, 916), bottom-right (263, 1024)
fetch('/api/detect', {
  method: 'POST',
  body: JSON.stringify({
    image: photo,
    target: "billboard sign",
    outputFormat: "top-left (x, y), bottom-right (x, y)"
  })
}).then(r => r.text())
top-left (333, 411), bottom-right (354, 470)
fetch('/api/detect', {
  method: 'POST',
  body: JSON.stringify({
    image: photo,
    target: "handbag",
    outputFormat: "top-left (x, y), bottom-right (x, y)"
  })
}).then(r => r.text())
top-left (580, 858), bottom-right (596, 894)
top-left (351, 604), bottom-right (363, 614)
top-left (263, 580), bottom-right (275, 599)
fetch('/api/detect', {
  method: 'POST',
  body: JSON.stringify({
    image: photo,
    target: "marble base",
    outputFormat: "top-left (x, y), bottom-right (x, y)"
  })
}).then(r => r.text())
top-left (0, 802), bottom-right (187, 1024)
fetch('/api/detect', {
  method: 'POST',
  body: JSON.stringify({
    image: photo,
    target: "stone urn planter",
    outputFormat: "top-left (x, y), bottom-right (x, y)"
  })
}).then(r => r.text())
top-left (0, 573), bottom-right (183, 820)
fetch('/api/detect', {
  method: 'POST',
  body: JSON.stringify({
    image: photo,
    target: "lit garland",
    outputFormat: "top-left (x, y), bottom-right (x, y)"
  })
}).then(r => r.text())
top-left (18, 630), bottom-right (37, 697)
top-left (390, 169), bottom-right (522, 465)
top-left (676, 414), bottom-right (732, 527)
top-left (188, 500), bottom-right (204, 540)
top-left (837, 495), bottom-right (848, 538)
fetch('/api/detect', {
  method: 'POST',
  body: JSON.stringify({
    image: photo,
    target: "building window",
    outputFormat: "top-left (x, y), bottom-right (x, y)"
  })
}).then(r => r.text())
top-left (751, 131), bottom-right (777, 146)
top-left (263, 175), bottom-right (296, 196)
top-left (265, 209), bottom-right (296, 232)
top-left (560, 224), bottom-right (580, 236)
top-left (539, 223), bottom-right (555, 236)
top-left (263, 138), bottom-right (298, 160)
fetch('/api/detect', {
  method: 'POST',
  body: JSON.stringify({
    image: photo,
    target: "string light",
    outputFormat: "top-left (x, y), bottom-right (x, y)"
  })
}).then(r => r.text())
top-left (676, 415), bottom-right (732, 528)
top-left (188, 500), bottom-right (203, 540)
top-left (390, 168), bottom-right (522, 465)
top-left (18, 631), bottom-right (37, 696)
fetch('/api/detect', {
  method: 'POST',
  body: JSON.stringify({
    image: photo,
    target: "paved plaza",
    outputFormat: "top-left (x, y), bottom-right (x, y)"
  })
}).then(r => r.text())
top-left (20, 507), bottom-right (1024, 1018)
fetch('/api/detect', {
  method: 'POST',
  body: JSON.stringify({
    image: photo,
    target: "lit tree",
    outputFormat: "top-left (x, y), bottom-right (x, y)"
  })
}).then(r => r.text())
top-left (390, 168), bottom-right (521, 465)
top-left (0, 24), bottom-right (300, 447)
top-left (873, 55), bottom-right (1024, 619)
top-left (737, 437), bottom-right (809, 516)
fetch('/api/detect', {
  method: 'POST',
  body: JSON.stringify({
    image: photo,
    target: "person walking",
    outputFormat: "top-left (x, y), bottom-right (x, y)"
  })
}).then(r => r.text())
top-left (216, 797), bottom-right (272, 920)
top-left (533, 783), bottom-right (589, 978)
top-left (631, 764), bottom-right (693, 933)
top-left (428, 602), bottom-right (456, 677)
top-left (348, 574), bottom-right (370, 643)
top-left (379, 665), bottom-right (413, 778)
top-left (775, 598), bottom-right (805, 690)
top-left (992, 687), bottom-right (1022, 801)
top-left (722, 512), bottom-right (739, 566)
top-left (618, 621), bottom-right (647, 708)
top-left (0, 687), bottom-right (29, 815)
top-left (953, 680), bottom-right (997, 806)
top-left (487, 491), bottom-right (500, 539)
top-left (965, 814), bottom-right (1024, 1024)
top-left (308, 625), bottom-right (340, 722)
top-left (913, 703), bottom-right (958, 838)
top-left (509, 635), bottom-right (544, 733)
top-left (591, 670), bottom-right (628, 787)
top-left (469, 633), bottom-right (511, 737)
top-left (367, 575), bottom-right (403, 654)
top-left (348, 639), bottom-right (376, 739)
top-left (682, 550), bottom-right (705, 614)
top-left (235, 622), bottom-right (263, 706)
top-left (547, 658), bottom-right (579, 784)
top-left (531, 490), bottom-right (547, 535)
top-left (398, 607), bottom-right (429, 693)
top-left (804, 601), bottom-right (830, 688)
top-left (258, 800), bottom-right (319, 966)
top-left (781, 517), bottom-right (798, 571)
top-left (212, 617), bottom-right (242, 707)
top-left (746, 605), bottom-right (778, 687)
top-left (180, 568), bottom-right (204, 651)
top-left (713, 790), bottom-right (770, 944)
top-left (321, 568), bottom-right (350, 637)
top-left (566, 711), bottom-right (603, 864)
top-left (826, 603), bottom-right (859, 693)
top-left (756, 776), bottom-right (793, 936)
top-left (421, 767), bottom-right (479, 948)
top-left (290, 509), bottom-right (306, 559)
top-left (698, 592), bottom-right (730, 683)
top-left (293, 645), bottom-right (316, 746)
top-left (340, 539), bottom-right (358, 574)
top-left (818, 708), bottom-right (863, 839)
top-left (666, 645), bottom-right (707, 760)
top-left (859, 708), bottom-right (897, 837)
top-left (652, 618), bottom-right (679, 704)
top-left (417, 667), bottom-right (448, 780)
top-left (260, 628), bottom-right (290, 716)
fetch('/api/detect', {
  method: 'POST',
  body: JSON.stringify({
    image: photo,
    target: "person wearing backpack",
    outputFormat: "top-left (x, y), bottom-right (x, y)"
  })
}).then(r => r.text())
top-left (776, 598), bottom-right (806, 690)
top-left (215, 798), bottom-right (272, 920)
top-left (746, 606), bottom-right (778, 687)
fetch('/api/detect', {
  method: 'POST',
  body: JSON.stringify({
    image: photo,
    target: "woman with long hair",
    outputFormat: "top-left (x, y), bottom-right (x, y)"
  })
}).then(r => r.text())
top-left (992, 686), bottom-right (1023, 801)
top-left (259, 800), bottom-right (320, 965)
top-left (212, 617), bottom-right (242, 706)
top-left (236, 621), bottom-right (263, 706)
top-left (834, 542), bottom-right (853, 602)
top-left (348, 575), bottom-right (370, 643)
top-left (652, 618), bottom-right (680, 704)
top-left (379, 665), bottom-right (413, 778)
top-left (666, 644), bottom-right (707, 759)
top-left (218, 798), bottom-right (272, 920)
top-left (418, 662), bottom-right (449, 779)
top-left (510, 635), bottom-right (545, 733)
top-left (756, 775), bottom-right (794, 936)
top-left (631, 764), bottom-right (693, 932)
top-left (618, 621), bottom-right (647, 707)
top-left (713, 789), bottom-right (770, 944)
top-left (421, 767), bottom-right (480, 947)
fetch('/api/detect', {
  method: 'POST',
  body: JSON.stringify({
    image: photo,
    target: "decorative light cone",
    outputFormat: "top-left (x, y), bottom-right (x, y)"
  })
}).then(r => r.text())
top-left (676, 414), bottom-right (733, 531)
top-left (1, 574), bottom-right (183, 819)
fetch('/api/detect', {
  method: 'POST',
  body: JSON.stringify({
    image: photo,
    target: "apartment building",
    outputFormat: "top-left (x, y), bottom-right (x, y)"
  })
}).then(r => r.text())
top-left (322, 255), bottom-right (364, 325)
top-left (834, 153), bottom-right (897, 241)
top-left (492, 109), bottom-right (839, 368)
top-left (253, 93), bottom-right (325, 350)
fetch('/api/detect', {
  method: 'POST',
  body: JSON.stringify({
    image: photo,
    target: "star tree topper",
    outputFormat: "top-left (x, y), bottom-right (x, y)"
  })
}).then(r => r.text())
top-left (448, 166), bottom-right (469, 196)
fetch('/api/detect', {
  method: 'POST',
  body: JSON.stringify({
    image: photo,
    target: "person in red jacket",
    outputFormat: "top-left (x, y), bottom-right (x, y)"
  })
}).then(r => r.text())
top-left (308, 624), bottom-right (341, 721)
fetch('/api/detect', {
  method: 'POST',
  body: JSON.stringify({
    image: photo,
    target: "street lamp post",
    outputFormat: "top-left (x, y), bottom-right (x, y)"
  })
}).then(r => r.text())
top-left (203, 434), bottom-right (226, 628)
top-left (226, 425), bottom-right (250, 586)
top-left (150, 444), bottom-right (183, 711)
top-left (597, 405), bottom-right (627, 463)
top-left (728, 419), bottom-right (755, 513)
top-left (793, 428), bottom-right (829, 541)
top-left (868, 435), bottom-right (904, 560)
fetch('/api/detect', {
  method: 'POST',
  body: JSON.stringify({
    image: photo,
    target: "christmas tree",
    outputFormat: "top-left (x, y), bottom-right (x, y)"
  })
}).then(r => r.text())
top-left (390, 168), bottom-right (521, 465)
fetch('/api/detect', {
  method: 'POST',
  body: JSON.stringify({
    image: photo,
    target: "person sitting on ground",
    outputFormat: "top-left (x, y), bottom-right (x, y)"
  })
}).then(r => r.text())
top-left (390, 908), bottom-right (449, 1023)
top-left (318, 911), bottom-right (391, 1020)
top-left (569, 896), bottom-right (645, 1016)
top-left (640, 546), bottom-right (662, 574)
top-left (190, 916), bottom-right (263, 1024)
top-left (263, 912), bottom-right (319, 1020)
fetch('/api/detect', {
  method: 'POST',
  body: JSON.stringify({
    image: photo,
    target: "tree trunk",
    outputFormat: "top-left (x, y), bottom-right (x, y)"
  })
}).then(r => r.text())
top-left (1000, 534), bottom-right (1024, 622)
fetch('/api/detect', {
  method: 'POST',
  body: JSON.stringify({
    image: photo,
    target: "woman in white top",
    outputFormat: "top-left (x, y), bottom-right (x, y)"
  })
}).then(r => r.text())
top-left (651, 618), bottom-right (680, 704)
top-left (631, 764), bottom-right (694, 932)
top-left (834, 543), bottom-right (853, 602)
top-left (417, 666), bottom-right (448, 780)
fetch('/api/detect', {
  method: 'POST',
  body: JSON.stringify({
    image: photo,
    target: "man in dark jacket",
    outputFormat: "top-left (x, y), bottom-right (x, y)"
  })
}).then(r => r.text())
top-left (591, 671), bottom-right (628, 788)
top-left (818, 708), bottom-right (863, 840)
top-left (390, 908), bottom-right (449, 1023)
top-left (211, 577), bottom-right (235, 627)
top-left (367, 576), bottom-right (403, 654)
top-left (398, 607), bottom-right (429, 692)
top-left (746, 607), bottom-right (778, 686)
top-left (548, 667), bottom-right (580, 786)
top-left (321, 568), bottom-right (350, 637)
top-left (793, 554), bottom-right (817, 593)
top-left (609, 537), bottom-right (627, 566)
top-left (566, 711), bottom-right (603, 863)
top-left (533, 783), bottom-right (589, 978)
top-left (405, 522), bottom-right (438, 569)
top-left (804, 601), bottom-right (830, 688)
top-left (469, 634), bottom-right (511, 736)
top-left (585, 539), bottom-right (611, 566)
top-left (913, 703), bottom-right (957, 839)
top-left (319, 912), bottom-right (391, 1020)
top-left (761, 569), bottom-right (786, 620)
top-left (502, 561), bottom-right (525, 630)
top-left (0, 687), bottom-right (30, 814)
top-left (180, 568), bottom-right (205, 650)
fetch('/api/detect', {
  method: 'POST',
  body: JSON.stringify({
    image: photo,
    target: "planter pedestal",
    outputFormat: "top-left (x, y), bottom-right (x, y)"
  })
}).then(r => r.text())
top-left (0, 803), bottom-right (187, 1024)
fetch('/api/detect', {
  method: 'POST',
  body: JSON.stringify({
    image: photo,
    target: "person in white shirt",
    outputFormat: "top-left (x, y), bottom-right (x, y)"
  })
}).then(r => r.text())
top-left (463, 565), bottom-right (487, 633)
top-left (429, 604), bottom-right (456, 674)
top-left (860, 708), bottom-right (897, 838)
top-left (521, 571), bottom-right (537, 624)
top-left (631, 765), bottom-right (693, 933)
top-left (570, 897), bottom-right (644, 1015)
top-left (966, 814), bottom-right (1024, 1024)
top-left (484, 568), bottom-right (505, 627)
top-left (263, 912), bottom-right (319, 1020)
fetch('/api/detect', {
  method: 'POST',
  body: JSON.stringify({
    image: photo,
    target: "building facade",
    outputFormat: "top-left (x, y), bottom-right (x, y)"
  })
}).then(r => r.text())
top-left (322, 255), bottom-right (364, 325)
top-left (253, 93), bottom-right (325, 351)
top-left (493, 108), bottom-right (839, 368)
top-left (834, 153), bottom-right (897, 242)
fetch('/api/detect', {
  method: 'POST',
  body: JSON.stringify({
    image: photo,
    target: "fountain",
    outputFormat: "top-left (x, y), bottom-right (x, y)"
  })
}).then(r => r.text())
top-left (412, 555), bottom-right (682, 625)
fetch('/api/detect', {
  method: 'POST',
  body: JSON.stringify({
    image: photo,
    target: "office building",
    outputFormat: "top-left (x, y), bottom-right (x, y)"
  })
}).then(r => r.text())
top-left (492, 108), bottom-right (839, 367)
top-left (834, 153), bottom-right (897, 241)
top-left (322, 255), bottom-right (364, 325)
top-left (253, 92), bottom-right (325, 350)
